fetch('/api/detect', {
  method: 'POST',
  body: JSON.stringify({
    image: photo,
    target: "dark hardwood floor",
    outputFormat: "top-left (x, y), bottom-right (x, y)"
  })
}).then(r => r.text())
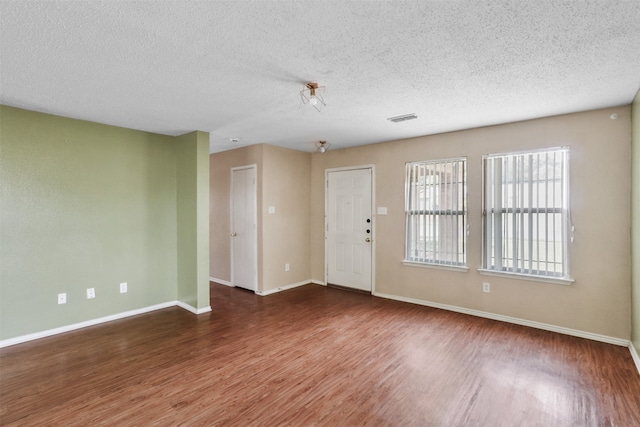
top-left (1, 282), bottom-right (639, 426)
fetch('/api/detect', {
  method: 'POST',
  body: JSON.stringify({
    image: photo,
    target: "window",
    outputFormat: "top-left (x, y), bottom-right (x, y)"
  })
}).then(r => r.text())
top-left (482, 147), bottom-right (570, 279)
top-left (405, 158), bottom-right (467, 267)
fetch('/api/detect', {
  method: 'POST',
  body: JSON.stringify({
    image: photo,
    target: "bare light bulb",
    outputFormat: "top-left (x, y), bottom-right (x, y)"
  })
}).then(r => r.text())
top-left (309, 96), bottom-right (318, 106)
top-left (319, 145), bottom-right (326, 153)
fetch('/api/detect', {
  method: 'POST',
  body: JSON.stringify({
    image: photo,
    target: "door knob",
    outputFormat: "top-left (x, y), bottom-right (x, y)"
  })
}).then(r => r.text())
top-left (231, 232), bottom-right (237, 237)
top-left (365, 237), bottom-right (371, 243)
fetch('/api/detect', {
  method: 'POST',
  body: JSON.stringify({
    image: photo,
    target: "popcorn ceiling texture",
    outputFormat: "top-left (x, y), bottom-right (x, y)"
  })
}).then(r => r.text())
top-left (1, 0), bottom-right (639, 153)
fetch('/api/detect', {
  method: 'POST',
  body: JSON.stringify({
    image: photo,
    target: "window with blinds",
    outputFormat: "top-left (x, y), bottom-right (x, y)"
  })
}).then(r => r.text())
top-left (482, 147), bottom-right (570, 278)
top-left (405, 158), bottom-right (467, 267)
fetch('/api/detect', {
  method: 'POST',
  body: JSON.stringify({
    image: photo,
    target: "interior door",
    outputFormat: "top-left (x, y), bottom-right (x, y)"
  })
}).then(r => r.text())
top-left (326, 168), bottom-right (373, 292)
top-left (231, 165), bottom-right (257, 292)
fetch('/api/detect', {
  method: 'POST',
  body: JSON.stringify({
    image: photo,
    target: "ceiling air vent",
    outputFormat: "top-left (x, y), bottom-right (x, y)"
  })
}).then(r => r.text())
top-left (387, 113), bottom-right (418, 123)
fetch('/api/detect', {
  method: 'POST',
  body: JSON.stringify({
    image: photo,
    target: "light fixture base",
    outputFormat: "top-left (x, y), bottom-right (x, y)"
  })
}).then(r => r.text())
top-left (300, 82), bottom-right (326, 112)
top-left (315, 140), bottom-right (331, 153)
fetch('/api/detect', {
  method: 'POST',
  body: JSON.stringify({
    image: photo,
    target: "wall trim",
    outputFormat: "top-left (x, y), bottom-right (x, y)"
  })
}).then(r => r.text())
top-left (630, 343), bottom-right (640, 376)
top-left (5, 286), bottom-right (632, 360)
top-left (311, 279), bottom-right (326, 286)
top-left (256, 280), bottom-right (310, 296)
top-left (373, 291), bottom-right (630, 347)
top-left (210, 277), bottom-right (233, 287)
top-left (176, 301), bottom-right (212, 315)
top-left (0, 301), bottom-right (178, 349)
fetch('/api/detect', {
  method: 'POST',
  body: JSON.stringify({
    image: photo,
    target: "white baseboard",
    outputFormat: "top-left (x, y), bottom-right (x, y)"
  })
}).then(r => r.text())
top-left (630, 343), bottom-right (640, 376)
top-left (210, 277), bottom-right (233, 287)
top-left (176, 301), bottom-right (212, 315)
top-left (0, 300), bottom-right (214, 349)
top-left (373, 291), bottom-right (630, 347)
top-left (0, 301), bottom-right (177, 349)
top-left (210, 277), bottom-right (322, 292)
top-left (256, 280), bottom-right (310, 296)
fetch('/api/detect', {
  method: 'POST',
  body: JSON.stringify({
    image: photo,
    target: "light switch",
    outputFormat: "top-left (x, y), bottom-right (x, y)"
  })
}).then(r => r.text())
top-left (377, 207), bottom-right (388, 215)
top-left (268, 206), bottom-right (276, 214)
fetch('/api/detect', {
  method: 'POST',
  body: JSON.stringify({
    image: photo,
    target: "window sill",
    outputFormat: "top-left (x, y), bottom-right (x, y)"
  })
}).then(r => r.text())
top-left (477, 269), bottom-right (574, 286)
top-left (402, 261), bottom-right (469, 273)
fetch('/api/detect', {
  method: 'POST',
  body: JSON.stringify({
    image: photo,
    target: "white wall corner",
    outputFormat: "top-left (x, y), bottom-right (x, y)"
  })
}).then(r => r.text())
top-left (177, 301), bottom-right (211, 314)
top-left (210, 277), bottom-right (233, 287)
top-left (256, 280), bottom-right (311, 296)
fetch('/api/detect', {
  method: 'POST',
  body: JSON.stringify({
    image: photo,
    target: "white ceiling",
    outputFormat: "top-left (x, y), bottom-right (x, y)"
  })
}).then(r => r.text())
top-left (1, 1), bottom-right (639, 154)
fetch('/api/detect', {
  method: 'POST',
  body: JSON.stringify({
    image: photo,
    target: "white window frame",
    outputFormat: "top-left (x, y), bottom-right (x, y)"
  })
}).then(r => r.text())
top-left (404, 157), bottom-right (467, 270)
top-left (480, 147), bottom-right (573, 284)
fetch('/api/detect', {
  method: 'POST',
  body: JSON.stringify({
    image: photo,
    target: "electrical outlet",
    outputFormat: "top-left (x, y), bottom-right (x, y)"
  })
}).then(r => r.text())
top-left (87, 288), bottom-right (95, 299)
top-left (58, 293), bottom-right (67, 304)
top-left (285, 263), bottom-right (290, 272)
top-left (483, 282), bottom-right (491, 293)
top-left (120, 282), bottom-right (127, 293)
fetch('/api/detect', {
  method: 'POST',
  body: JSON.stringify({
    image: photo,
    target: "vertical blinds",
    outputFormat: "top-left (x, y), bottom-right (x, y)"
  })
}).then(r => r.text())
top-left (483, 147), bottom-right (569, 278)
top-left (405, 158), bottom-right (467, 266)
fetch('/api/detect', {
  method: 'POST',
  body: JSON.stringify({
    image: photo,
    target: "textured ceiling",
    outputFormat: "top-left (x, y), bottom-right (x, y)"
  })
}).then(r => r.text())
top-left (1, 1), bottom-right (639, 153)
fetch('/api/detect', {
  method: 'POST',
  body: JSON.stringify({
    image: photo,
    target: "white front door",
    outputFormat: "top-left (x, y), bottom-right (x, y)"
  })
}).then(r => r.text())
top-left (326, 168), bottom-right (373, 292)
top-left (231, 165), bottom-right (257, 292)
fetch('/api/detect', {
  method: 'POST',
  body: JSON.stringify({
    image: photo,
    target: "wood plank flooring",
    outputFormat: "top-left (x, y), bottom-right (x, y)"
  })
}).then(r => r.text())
top-left (1, 282), bottom-right (639, 426)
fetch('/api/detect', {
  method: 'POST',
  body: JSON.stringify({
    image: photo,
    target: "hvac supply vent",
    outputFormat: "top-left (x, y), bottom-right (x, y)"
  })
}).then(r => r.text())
top-left (387, 113), bottom-right (418, 123)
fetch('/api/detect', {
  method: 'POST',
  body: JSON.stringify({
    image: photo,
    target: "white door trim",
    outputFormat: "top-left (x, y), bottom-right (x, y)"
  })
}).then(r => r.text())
top-left (230, 164), bottom-right (258, 292)
top-left (324, 164), bottom-right (376, 293)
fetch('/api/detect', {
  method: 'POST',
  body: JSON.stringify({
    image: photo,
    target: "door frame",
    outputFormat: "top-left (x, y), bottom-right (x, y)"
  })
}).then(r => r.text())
top-left (230, 164), bottom-right (258, 292)
top-left (324, 164), bottom-right (376, 293)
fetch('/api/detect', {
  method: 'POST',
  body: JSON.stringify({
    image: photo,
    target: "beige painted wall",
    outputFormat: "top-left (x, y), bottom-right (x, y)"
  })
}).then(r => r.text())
top-left (311, 107), bottom-right (632, 339)
top-left (262, 145), bottom-right (311, 291)
top-left (632, 90), bottom-right (640, 353)
top-left (209, 144), bottom-right (311, 293)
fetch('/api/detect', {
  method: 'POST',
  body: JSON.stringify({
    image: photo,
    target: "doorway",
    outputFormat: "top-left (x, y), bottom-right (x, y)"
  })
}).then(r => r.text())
top-left (325, 167), bottom-right (374, 292)
top-left (231, 165), bottom-right (257, 292)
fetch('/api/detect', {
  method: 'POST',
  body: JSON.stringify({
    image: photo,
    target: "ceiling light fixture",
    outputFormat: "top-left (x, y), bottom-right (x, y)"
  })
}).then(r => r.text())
top-left (300, 82), bottom-right (326, 112)
top-left (315, 140), bottom-right (330, 153)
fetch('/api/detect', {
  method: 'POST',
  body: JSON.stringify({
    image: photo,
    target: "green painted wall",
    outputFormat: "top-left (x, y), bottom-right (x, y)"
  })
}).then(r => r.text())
top-left (0, 106), bottom-right (209, 341)
top-left (632, 90), bottom-right (640, 354)
top-left (176, 131), bottom-right (210, 310)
